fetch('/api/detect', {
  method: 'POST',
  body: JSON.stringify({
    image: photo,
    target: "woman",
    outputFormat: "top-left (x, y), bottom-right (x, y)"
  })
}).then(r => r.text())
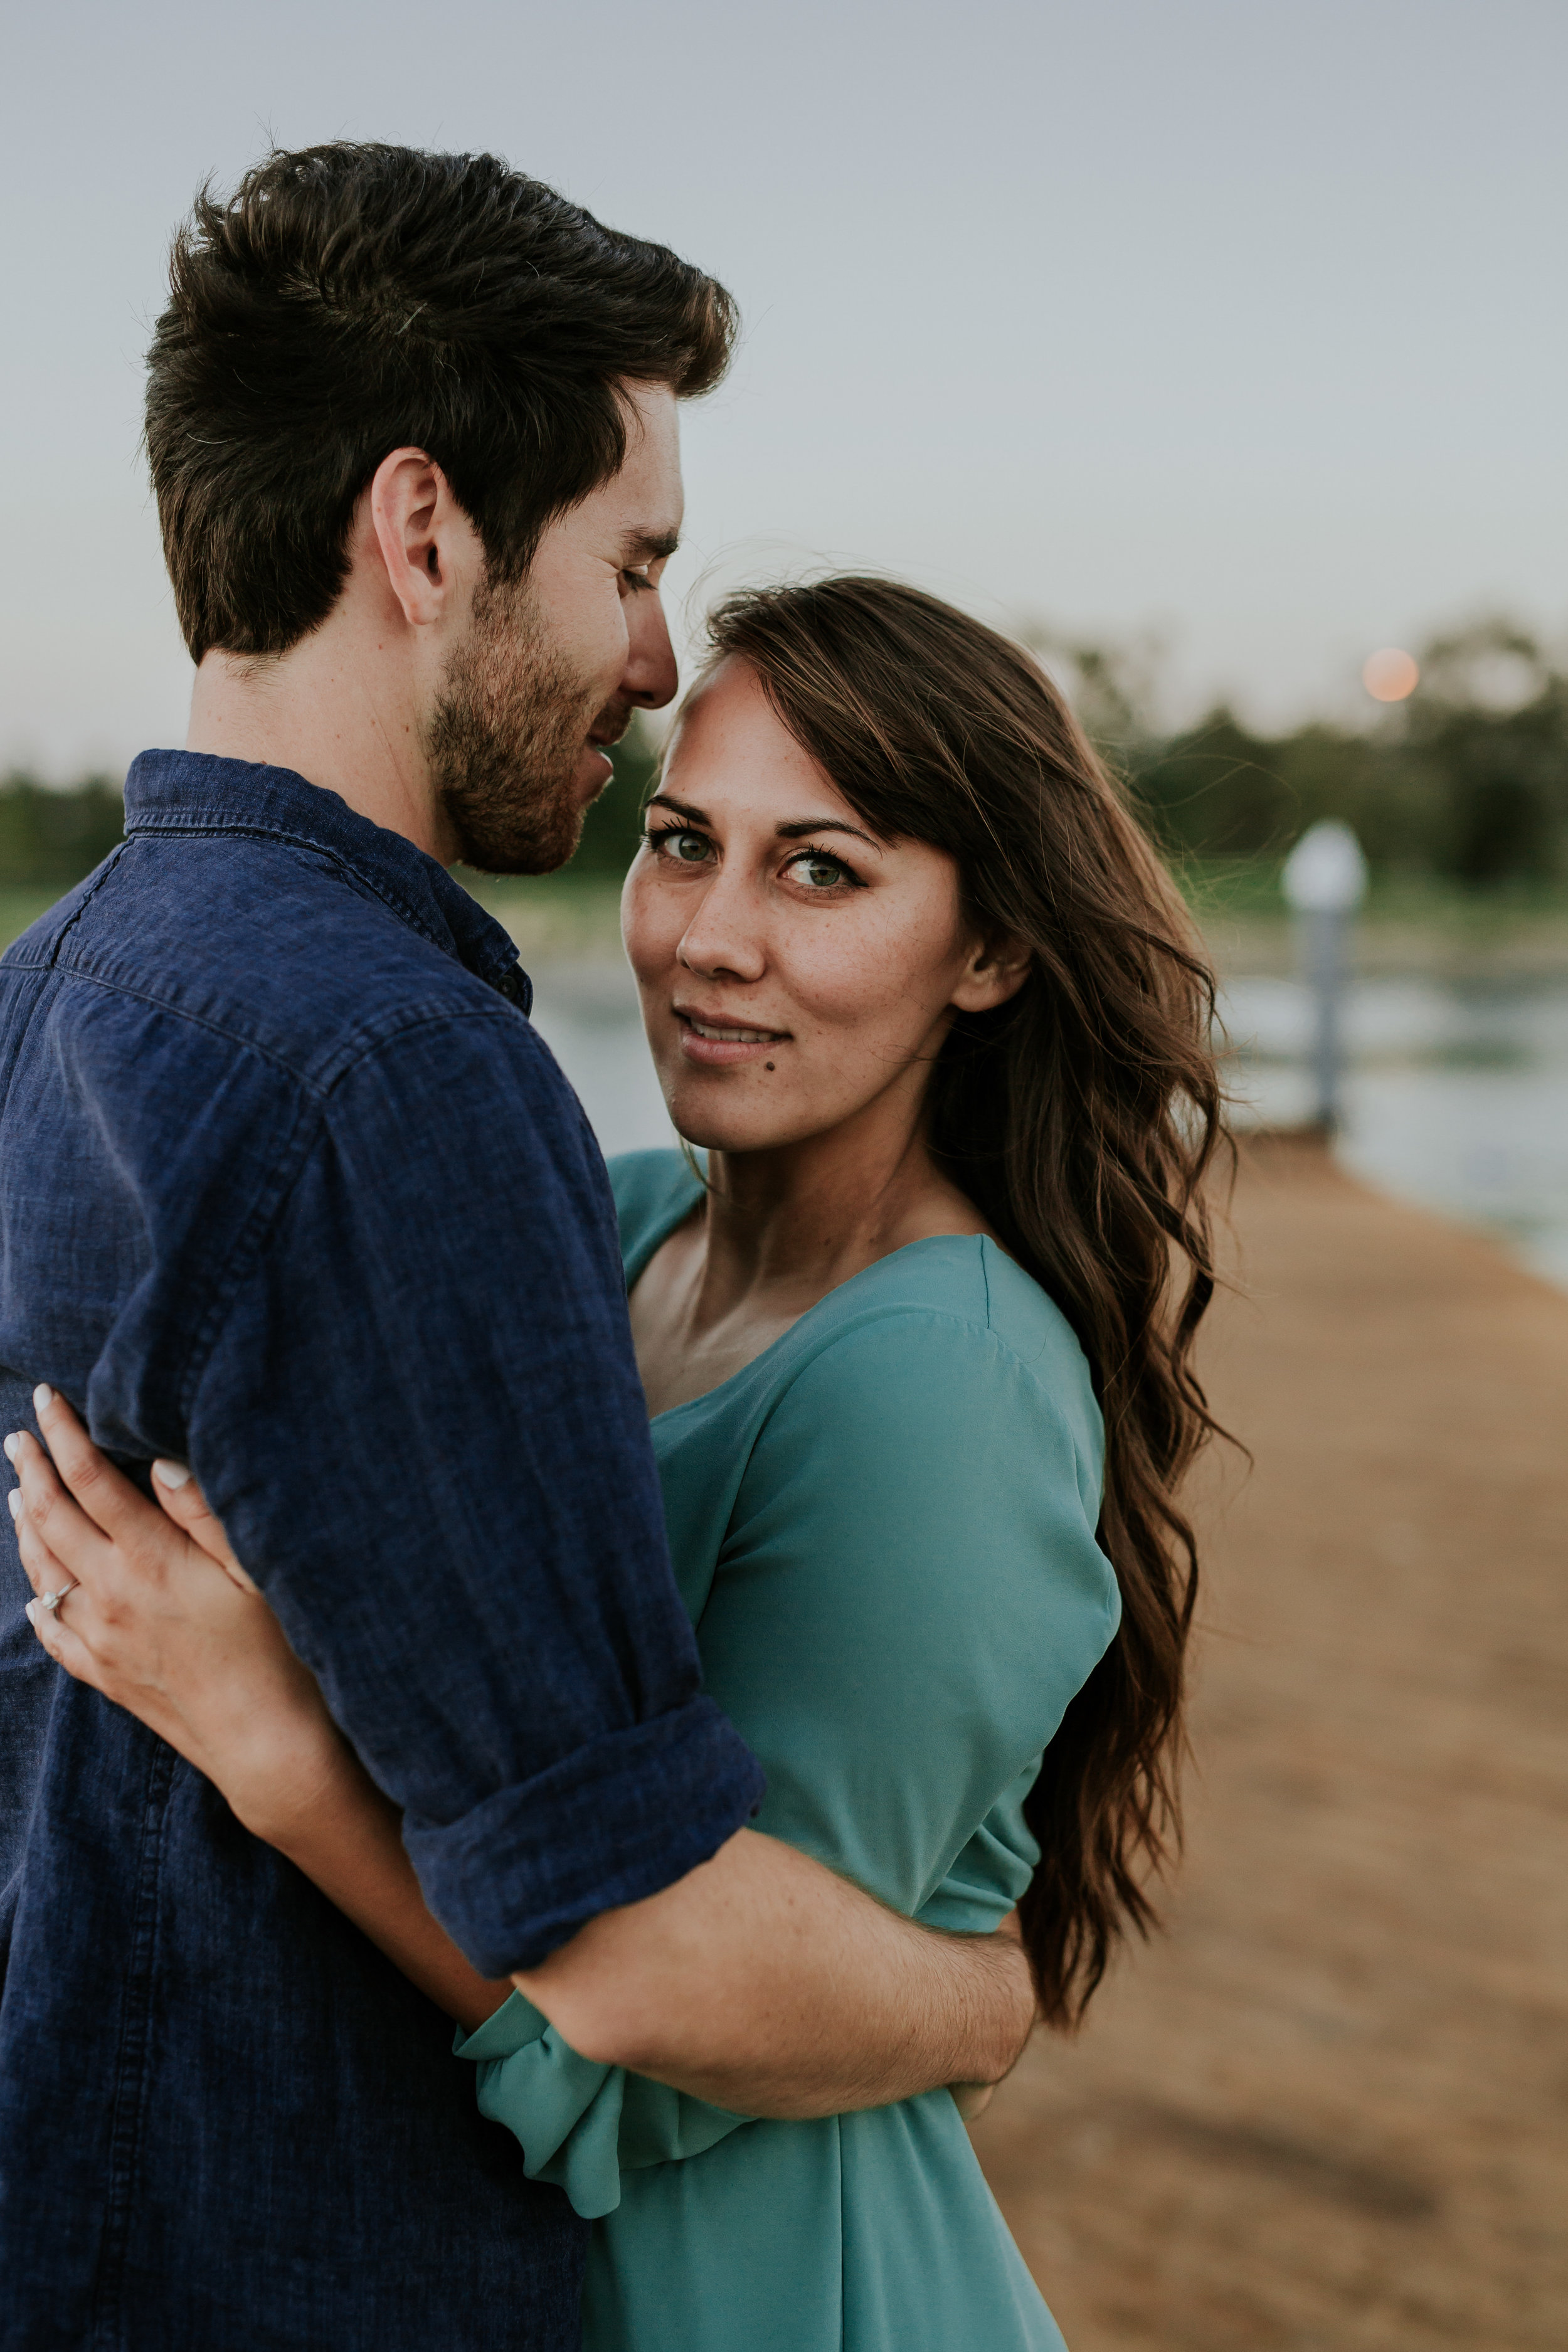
top-left (13, 578), bottom-right (1224, 2349)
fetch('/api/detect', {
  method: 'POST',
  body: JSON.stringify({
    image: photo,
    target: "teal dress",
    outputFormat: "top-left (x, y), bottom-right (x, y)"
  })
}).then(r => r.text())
top-left (458, 1152), bottom-right (1119, 2350)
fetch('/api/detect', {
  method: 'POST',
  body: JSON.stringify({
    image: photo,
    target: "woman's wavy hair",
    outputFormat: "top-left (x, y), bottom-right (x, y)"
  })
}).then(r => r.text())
top-left (701, 577), bottom-right (1228, 2027)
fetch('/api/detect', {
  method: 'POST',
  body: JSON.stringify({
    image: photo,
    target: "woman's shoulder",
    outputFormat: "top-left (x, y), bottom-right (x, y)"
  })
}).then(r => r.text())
top-left (607, 1148), bottom-right (704, 1279)
top-left (745, 1237), bottom-right (1115, 1629)
top-left (790, 1236), bottom-right (1103, 1476)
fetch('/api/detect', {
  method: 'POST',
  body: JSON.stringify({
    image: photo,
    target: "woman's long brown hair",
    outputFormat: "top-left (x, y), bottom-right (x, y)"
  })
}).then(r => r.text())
top-left (703, 578), bottom-right (1228, 2027)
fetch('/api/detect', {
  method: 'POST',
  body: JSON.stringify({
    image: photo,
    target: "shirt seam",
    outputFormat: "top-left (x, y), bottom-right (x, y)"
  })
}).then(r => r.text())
top-left (172, 992), bottom-right (559, 1416)
top-left (3, 956), bottom-right (530, 1102)
top-left (89, 1735), bottom-right (176, 2345)
top-left (776, 1297), bottom-right (1069, 1404)
top-left (0, 969), bottom-right (540, 1421)
top-left (120, 815), bottom-right (503, 973)
top-left (173, 1086), bottom-right (328, 1426)
top-left (751, 1300), bottom-right (1103, 1500)
top-left (43, 844), bottom-right (130, 969)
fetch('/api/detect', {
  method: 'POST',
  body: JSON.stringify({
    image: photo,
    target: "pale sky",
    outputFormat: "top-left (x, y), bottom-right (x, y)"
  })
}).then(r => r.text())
top-left (3, 0), bottom-right (1564, 776)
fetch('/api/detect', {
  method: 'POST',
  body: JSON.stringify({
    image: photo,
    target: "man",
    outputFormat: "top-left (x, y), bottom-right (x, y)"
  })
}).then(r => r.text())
top-left (0, 146), bottom-right (1032, 2350)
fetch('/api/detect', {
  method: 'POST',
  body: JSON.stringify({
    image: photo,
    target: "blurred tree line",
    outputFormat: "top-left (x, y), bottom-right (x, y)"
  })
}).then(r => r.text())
top-left (5, 620), bottom-right (1565, 894)
top-left (0, 776), bottom-right (126, 888)
top-left (567, 719), bottom-right (659, 877)
top-left (0, 729), bottom-right (659, 893)
top-left (1036, 618), bottom-right (1568, 887)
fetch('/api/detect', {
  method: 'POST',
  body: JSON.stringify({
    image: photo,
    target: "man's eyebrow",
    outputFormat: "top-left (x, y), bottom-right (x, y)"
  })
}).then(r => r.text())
top-left (623, 528), bottom-right (681, 564)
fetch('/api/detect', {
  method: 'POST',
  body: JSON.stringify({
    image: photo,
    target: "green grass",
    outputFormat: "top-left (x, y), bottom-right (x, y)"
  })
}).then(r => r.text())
top-left (0, 872), bottom-right (628, 961)
top-left (1173, 856), bottom-right (1568, 925)
top-left (0, 887), bottom-right (67, 950)
top-left (459, 871), bottom-right (626, 960)
top-left (1179, 860), bottom-right (1568, 978)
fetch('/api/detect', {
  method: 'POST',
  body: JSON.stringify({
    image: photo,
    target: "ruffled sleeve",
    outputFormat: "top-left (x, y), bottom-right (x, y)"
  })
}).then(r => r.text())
top-left (455, 1995), bottom-right (748, 2219)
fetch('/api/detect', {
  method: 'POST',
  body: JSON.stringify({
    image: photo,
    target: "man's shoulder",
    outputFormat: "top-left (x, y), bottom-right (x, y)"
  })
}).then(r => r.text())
top-left (9, 832), bottom-right (530, 1095)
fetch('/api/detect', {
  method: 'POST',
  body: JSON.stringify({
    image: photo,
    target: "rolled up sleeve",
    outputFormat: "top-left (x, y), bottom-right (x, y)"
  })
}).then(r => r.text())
top-left (184, 1002), bottom-right (764, 1974)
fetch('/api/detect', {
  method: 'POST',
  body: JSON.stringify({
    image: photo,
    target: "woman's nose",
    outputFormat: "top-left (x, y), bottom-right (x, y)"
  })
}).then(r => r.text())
top-left (677, 880), bottom-right (768, 983)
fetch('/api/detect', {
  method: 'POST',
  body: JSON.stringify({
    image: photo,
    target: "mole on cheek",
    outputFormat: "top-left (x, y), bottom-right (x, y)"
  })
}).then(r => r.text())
top-left (765, 1062), bottom-right (775, 1072)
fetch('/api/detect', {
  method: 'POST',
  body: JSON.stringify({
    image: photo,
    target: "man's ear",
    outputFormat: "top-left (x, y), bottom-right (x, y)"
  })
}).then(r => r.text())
top-left (951, 931), bottom-right (1033, 1016)
top-left (366, 447), bottom-right (468, 628)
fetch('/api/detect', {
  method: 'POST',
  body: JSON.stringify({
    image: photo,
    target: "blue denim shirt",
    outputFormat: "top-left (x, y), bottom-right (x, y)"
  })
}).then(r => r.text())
top-left (0, 750), bottom-right (765, 2352)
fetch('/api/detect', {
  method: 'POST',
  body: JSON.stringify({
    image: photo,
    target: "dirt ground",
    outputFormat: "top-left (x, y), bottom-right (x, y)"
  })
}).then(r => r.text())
top-left (970, 1135), bottom-right (1568, 2350)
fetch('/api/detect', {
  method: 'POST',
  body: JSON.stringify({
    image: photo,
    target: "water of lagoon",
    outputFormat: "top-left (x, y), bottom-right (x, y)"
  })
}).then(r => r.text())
top-left (527, 963), bottom-right (1568, 1295)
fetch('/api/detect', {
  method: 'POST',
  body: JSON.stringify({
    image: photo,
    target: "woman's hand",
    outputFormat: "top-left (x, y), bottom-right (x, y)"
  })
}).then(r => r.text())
top-left (8, 1386), bottom-right (341, 1845)
top-left (9, 1387), bottom-right (515, 2030)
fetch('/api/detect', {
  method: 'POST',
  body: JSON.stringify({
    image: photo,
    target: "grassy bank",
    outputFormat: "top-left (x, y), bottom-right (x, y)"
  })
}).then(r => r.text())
top-left (1180, 861), bottom-right (1568, 979)
top-left (0, 889), bottom-right (67, 951)
top-left (0, 876), bottom-right (631, 963)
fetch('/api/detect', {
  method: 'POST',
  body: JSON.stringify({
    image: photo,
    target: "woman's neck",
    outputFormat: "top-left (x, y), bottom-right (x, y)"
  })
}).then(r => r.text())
top-left (697, 1123), bottom-right (973, 1323)
top-left (630, 1098), bottom-right (993, 1421)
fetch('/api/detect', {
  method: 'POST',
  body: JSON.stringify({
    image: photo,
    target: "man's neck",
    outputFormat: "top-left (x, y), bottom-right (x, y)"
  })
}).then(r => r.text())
top-left (186, 630), bottom-right (454, 862)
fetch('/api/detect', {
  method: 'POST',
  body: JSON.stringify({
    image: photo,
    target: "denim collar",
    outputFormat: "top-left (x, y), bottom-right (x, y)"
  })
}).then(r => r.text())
top-left (122, 749), bottom-right (530, 1010)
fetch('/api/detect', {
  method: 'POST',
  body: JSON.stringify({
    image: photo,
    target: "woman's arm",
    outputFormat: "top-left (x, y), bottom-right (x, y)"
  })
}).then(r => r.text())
top-left (9, 1403), bottom-right (513, 2031)
top-left (241, 1755), bottom-right (517, 2034)
top-left (11, 1391), bottom-right (1034, 2116)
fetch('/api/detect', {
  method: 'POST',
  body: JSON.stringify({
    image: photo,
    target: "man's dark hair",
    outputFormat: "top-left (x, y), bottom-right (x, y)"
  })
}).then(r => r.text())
top-left (146, 144), bottom-right (736, 662)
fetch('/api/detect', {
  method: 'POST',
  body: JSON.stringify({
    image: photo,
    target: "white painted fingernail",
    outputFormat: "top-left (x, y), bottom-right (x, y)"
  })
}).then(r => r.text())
top-left (33, 1385), bottom-right (53, 1414)
top-left (7, 1490), bottom-right (19, 1520)
top-left (3, 1434), bottom-right (18, 1463)
top-left (152, 1459), bottom-right (192, 1490)
top-left (24, 1599), bottom-right (38, 1628)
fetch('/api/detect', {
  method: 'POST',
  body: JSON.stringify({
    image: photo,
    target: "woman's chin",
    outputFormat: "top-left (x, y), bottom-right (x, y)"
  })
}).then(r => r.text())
top-left (669, 1113), bottom-right (768, 1156)
top-left (664, 1088), bottom-right (815, 1160)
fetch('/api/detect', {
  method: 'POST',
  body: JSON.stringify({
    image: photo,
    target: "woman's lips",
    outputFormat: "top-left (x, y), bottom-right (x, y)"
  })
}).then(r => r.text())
top-left (674, 1011), bottom-right (788, 1067)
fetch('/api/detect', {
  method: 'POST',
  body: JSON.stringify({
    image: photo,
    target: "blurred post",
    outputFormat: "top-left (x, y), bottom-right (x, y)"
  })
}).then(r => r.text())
top-left (1281, 821), bottom-right (1368, 1132)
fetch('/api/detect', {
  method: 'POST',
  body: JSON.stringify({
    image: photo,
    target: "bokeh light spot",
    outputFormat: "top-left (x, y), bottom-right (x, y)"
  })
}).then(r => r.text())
top-left (1363, 647), bottom-right (1420, 702)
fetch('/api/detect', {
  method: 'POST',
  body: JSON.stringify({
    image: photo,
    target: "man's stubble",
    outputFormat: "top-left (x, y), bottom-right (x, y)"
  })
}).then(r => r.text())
top-left (426, 570), bottom-right (620, 876)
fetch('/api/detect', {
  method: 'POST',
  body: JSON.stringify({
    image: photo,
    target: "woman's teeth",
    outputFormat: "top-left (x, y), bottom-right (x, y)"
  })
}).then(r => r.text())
top-left (686, 1018), bottom-right (778, 1044)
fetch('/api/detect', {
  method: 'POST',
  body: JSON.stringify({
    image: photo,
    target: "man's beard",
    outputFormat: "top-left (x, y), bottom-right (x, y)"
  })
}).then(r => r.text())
top-left (425, 571), bottom-right (619, 876)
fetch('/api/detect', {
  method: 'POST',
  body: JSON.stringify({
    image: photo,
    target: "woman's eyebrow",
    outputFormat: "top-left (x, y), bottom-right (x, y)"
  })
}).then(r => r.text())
top-left (645, 796), bottom-right (881, 850)
top-left (775, 817), bottom-right (881, 847)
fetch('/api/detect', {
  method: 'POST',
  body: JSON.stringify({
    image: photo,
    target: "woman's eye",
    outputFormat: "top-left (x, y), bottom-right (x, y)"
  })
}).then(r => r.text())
top-left (648, 826), bottom-right (713, 865)
top-left (790, 850), bottom-right (854, 891)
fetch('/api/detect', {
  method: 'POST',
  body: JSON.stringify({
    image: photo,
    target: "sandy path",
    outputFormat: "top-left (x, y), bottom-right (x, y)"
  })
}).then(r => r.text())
top-left (970, 1135), bottom-right (1568, 2349)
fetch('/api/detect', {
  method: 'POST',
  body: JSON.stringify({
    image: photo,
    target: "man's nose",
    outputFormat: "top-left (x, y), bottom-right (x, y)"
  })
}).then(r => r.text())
top-left (622, 588), bottom-right (680, 712)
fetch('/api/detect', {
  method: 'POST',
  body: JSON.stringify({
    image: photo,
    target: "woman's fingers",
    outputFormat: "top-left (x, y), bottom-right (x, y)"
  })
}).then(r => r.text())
top-left (8, 1398), bottom-right (335, 1831)
top-left (151, 1460), bottom-right (257, 1592)
top-left (4, 1387), bottom-right (257, 1597)
top-left (20, 1528), bottom-right (107, 1686)
top-left (14, 1495), bottom-right (75, 1613)
top-left (5, 1428), bottom-right (115, 1596)
top-left (31, 1385), bottom-right (156, 1545)
top-left (23, 1571), bottom-right (109, 1692)
top-left (15, 1500), bottom-right (114, 1694)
